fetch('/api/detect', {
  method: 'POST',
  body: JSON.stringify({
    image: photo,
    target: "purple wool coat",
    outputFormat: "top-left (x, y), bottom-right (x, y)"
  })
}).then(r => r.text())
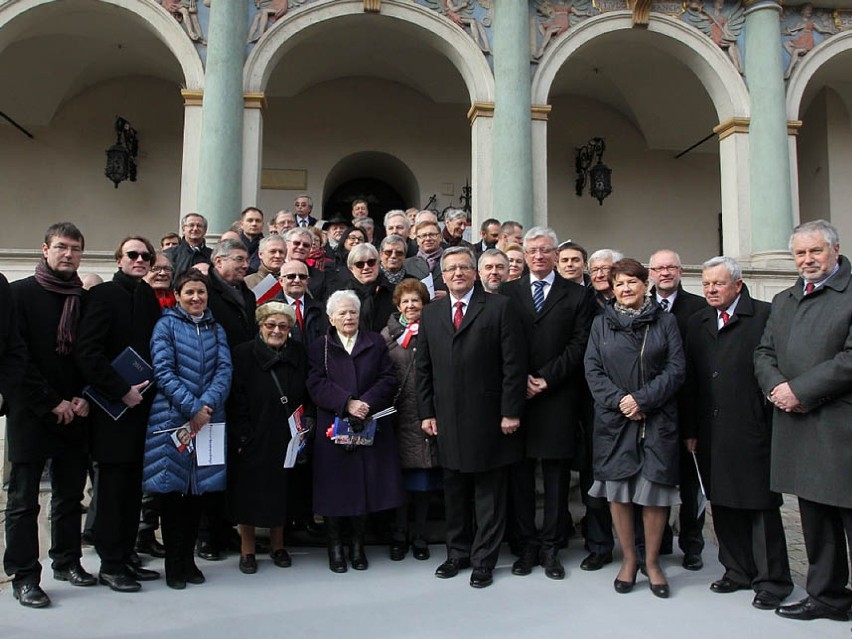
top-left (307, 328), bottom-right (405, 517)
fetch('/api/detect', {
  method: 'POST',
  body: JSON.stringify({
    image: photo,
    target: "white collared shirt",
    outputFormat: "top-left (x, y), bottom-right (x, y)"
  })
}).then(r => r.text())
top-left (716, 294), bottom-right (741, 330)
top-left (449, 288), bottom-right (475, 324)
top-left (336, 330), bottom-right (358, 354)
top-left (656, 289), bottom-right (678, 311)
top-left (529, 270), bottom-right (556, 303)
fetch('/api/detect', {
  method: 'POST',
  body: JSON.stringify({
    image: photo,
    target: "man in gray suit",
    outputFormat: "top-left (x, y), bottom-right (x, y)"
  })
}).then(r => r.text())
top-left (754, 219), bottom-right (852, 623)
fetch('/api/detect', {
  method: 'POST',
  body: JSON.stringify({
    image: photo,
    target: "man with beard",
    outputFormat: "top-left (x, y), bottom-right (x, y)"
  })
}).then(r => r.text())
top-left (478, 249), bottom-right (509, 294)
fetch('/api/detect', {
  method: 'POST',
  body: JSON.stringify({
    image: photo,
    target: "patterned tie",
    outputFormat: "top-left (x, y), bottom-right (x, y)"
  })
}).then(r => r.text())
top-left (294, 299), bottom-right (304, 333)
top-left (720, 310), bottom-right (730, 327)
top-left (660, 297), bottom-right (670, 312)
top-left (533, 280), bottom-right (546, 313)
top-left (805, 282), bottom-right (815, 295)
top-left (453, 301), bottom-right (464, 331)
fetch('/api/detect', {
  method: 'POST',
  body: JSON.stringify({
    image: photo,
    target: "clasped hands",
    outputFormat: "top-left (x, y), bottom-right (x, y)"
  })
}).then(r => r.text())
top-left (346, 399), bottom-right (370, 421)
top-left (619, 394), bottom-right (645, 421)
top-left (769, 382), bottom-right (804, 413)
top-left (51, 397), bottom-right (90, 424)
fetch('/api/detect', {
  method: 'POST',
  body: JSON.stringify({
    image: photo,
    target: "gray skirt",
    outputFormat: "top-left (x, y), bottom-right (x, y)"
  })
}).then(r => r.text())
top-left (588, 474), bottom-right (681, 507)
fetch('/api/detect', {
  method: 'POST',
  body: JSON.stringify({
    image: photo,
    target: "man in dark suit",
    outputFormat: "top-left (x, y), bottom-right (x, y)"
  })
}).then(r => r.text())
top-left (473, 218), bottom-right (501, 258)
top-left (648, 248), bottom-right (707, 570)
top-left (284, 227), bottom-right (327, 301)
top-left (4, 224), bottom-right (91, 608)
top-left (293, 194), bottom-right (317, 227)
top-left (755, 219), bottom-right (852, 623)
top-left (417, 247), bottom-right (527, 588)
top-left (277, 260), bottom-right (326, 346)
top-left (75, 235), bottom-right (162, 592)
top-left (684, 256), bottom-right (793, 610)
top-left (164, 212), bottom-right (212, 278)
top-left (501, 228), bottom-right (593, 579)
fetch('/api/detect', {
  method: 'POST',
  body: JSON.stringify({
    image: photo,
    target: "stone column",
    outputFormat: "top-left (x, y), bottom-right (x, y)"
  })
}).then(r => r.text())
top-left (196, 0), bottom-right (247, 233)
top-left (531, 105), bottom-right (551, 228)
top-left (714, 118), bottom-right (751, 260)
top-left (469, 103), bottom-right (494, 231)
top-left (744, 0), bottom-right (793, 262)
top-left (242, 93), bottom-right (266, 209)
top-left (492, 0), bottom-right (533, 228)
top-left (179, 90), bottom-right (203, 219)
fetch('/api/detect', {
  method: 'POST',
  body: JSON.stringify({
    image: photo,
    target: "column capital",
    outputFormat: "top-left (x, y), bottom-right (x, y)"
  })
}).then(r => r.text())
top-left (714, 117), bottom-right (750, 140)
top-left (181, 89), bottom-right (203, 107)
top-left (787, 120), bottom-right (803, 135)
top-left (244, 92), bottom-right (267, 110)
top-left (363, 0), bottom-right (381, 12)
top-left (744, 0), bottom-right (782, 16)
top-left (468, 101), bottom-right (495, 124)
top-left (531, 105), bottom-right (552, 121)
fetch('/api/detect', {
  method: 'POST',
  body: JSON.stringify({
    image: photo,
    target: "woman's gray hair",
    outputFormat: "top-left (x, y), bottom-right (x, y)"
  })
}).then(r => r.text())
top-left (588, 248), bottom-right (624, 264)
top-left (326, 289), bottom-right (361, 316)
top-left (256, 301), bottom-right (296, 326)
top-left (347, 243), bottom-right (379, 268)
top-left (702, 256), bottom-right (742, 281)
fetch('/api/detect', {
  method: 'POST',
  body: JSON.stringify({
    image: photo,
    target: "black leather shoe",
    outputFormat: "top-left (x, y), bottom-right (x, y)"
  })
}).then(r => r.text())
top-left (239, 554), bottom-right (258, 574)
top-left (328, 544), bottom-right (348, 573)
top-left (580, 551), bottom-right (613, 571)
top-left (166, 575), bottom-right (186, 590)
top-left (470, 567), bottom-right (493, 589)
top-left (350, 544), bottom-right (369, 571)
top-left (753, 591), bottom-right (783, 610)
top-left (271, 548), bottom-right (291, 568)
top-left (135, 537), bottom-right (166, 559)
top-left (435, 557), bottom-right (471, 579)
top-left (540, 550), bottom-right (565, 580)
top-left (682, 553), bottom-right (704, 571)
top-left (125, 564), bottom-right (160, 581)
top-left (99, 572), bottom-right (141, 593)
top-left (649, 580), bottom-right (670, 599)
top-left (53, 563), bottom-right (97, 587)
top-left (389, 541), bottom-right (409, 561)
top-left (412, 543), bottom-right (430, 561)
top-left (197, 541), bottom-right (221, 561)
top-left (710, 577), bottom-right (750, 594)
top-left (13, 583), bottom-right (51, 608)
top-left (511, 547), bottom-right (539, 576)
top-left (775, 597), bottom-right (851, 622)
top-left (185, 562), bottom-right (205, 585)
top-left (614, 566), bottom-right (639, 594)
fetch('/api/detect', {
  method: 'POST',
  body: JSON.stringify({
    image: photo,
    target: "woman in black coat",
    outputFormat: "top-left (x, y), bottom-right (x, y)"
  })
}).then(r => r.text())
top-left (227, 301), bottom-right (312, 575)
top-left (307, 290), bottom-right (406, 573)
top-left (381, 279), bottom-right (440, 562)
top-left (584, 259), bottom-right (685, 598)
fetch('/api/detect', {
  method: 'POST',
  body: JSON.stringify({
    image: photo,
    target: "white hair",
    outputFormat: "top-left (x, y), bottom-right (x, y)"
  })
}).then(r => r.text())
top-left (326, 289), bottom-right (361, 316)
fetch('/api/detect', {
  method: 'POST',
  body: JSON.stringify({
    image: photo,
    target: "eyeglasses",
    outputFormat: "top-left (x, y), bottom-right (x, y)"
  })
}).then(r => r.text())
top-left (151, 265), bottom-right (174, 274)
top-left (49, 243), bottom-right (83, 254)
top-left (442, 265), bottom-right (474, 273)
top-left (353, 259), bottom-right (378, 269)
top-left (280, 273), bottom-right (308, 281)
top-left (222, 255), bottom-right (248, 264)
top-left (294, 202), bottom-right (309, 207)
top-left (589, 266), bottom-right (612, 275)
top-left (382, 249), bottom-right (405, 257)
top-left (125, 251), bottom-right (152, 262)
top-left (525, 247), bottom-right (554, 256)
top-left (649, 265), bottom-right (680, 273)
top-left (417, 232), bottom-right (440, 239)
top-left (289, 241), bottom-right (311, 248)
top-left (261, 321), bottom-right (290, 332)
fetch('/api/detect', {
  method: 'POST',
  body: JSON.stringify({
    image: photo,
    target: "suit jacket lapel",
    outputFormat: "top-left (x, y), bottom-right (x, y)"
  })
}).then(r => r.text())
top-left (518, 275), bottom-right (536, 317)
top-left (455, 289), bottom-right (484, 337)
top-left (538, 275), bottom-right (567, 320)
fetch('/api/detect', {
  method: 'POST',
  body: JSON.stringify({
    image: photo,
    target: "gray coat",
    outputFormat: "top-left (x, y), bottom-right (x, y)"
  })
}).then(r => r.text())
top-left (584, 301), bottom-right (686, 486)
top-left (754, 255), bottom-right (852, 509)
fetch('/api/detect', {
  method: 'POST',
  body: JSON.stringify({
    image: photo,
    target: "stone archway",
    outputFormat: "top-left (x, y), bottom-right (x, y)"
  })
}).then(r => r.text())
top-left (241, 0), bottom-right (494, 217)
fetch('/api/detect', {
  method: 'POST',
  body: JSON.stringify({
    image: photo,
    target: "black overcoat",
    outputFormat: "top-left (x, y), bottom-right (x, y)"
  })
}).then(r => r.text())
top-left (7, 276), bottom-right (87, 462)
top-left (206, 269), bottom-right (257, 352)
top-left (75, 272), bottom-right (161, 464)
top-left (584, 302), bottom-right (685, 486)
top-left (500, 274), bottom-right (594, 459)
top-left (0, 273), bottom-right (26, 416)
top-left (683, 286), bottom-right (779, 509)
top-left (416, 288), bottom-right (527, 473)
top-left (227, 336), bottom-right (312, 527)
top-left (307, 329), bottom-right (406, 516)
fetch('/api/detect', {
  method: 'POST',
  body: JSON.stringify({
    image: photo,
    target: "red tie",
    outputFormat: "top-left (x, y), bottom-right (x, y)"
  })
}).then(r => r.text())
top-left (805, 282), bottom-right (815, 295)
top-left (453, 301), bottom-right (464, 331)
top-left (720, 310), bottom-right (730, 326)
top-left (294, 299), bottom-right (304, 333)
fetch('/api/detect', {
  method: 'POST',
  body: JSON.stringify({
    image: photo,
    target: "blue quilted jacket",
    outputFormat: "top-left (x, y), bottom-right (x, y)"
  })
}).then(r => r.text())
top-left (142, 305), bottom-right (233, 495)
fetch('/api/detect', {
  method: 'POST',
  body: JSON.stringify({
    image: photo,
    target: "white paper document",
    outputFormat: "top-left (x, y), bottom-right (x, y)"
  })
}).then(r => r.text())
top-left (420, 273), bottom-right (436, 300)
top-left (195, 422), bottom-right (226, 467)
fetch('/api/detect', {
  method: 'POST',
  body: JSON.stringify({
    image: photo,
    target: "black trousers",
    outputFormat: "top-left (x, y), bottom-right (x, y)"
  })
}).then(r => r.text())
top-left (443, 466), bottom-right (508, 569)
top-left (160, 492), bottom-right (202, 578)
top-left (713, 504), bottom-right (793, 598)
top-left (94, 462), bottom-right (142, 573)
top-left (799, 497), bottom-right (852, 611)
top-left (3, 456), bottom-right (89, 585)
top-left (510, 458), bottom-right (570, 552)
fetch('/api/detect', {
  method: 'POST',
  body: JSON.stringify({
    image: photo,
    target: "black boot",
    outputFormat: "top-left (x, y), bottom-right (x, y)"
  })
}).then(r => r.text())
top-left (326, 517), bottom-right (347, 573)
top-left (350, 515), bottom-right (369, 571)
top-left (183, 497), bottom-right (204, 585)
top-left (161, 496), bottom-right (186, 590)
top-left (135, 527), bottom-right (166, 558)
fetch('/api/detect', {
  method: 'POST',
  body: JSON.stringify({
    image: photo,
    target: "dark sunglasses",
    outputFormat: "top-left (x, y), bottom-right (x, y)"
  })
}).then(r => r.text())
top-left (126, 251), bottom-right (152, 262)
top-left (382, 249), bottom-right (405, 257)
top-left (354, 258), bottom-right (378, 269)
top-left (280, 273), bottom-right (308, 281)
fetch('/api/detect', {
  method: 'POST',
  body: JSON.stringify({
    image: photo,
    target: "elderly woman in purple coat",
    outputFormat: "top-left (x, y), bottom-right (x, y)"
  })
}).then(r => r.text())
top-left (307, 290), bottom-right (405, 573)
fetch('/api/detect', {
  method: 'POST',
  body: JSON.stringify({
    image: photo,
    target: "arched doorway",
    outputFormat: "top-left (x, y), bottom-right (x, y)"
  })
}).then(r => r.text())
top-left (532, 12), bottom-right (750, 263)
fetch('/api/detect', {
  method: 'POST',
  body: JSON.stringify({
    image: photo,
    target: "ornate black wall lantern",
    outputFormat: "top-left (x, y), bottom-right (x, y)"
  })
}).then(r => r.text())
top-left (104, 117), bottom-right (138, 188)
top-left (575, 137), bottom-right (612, 205)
